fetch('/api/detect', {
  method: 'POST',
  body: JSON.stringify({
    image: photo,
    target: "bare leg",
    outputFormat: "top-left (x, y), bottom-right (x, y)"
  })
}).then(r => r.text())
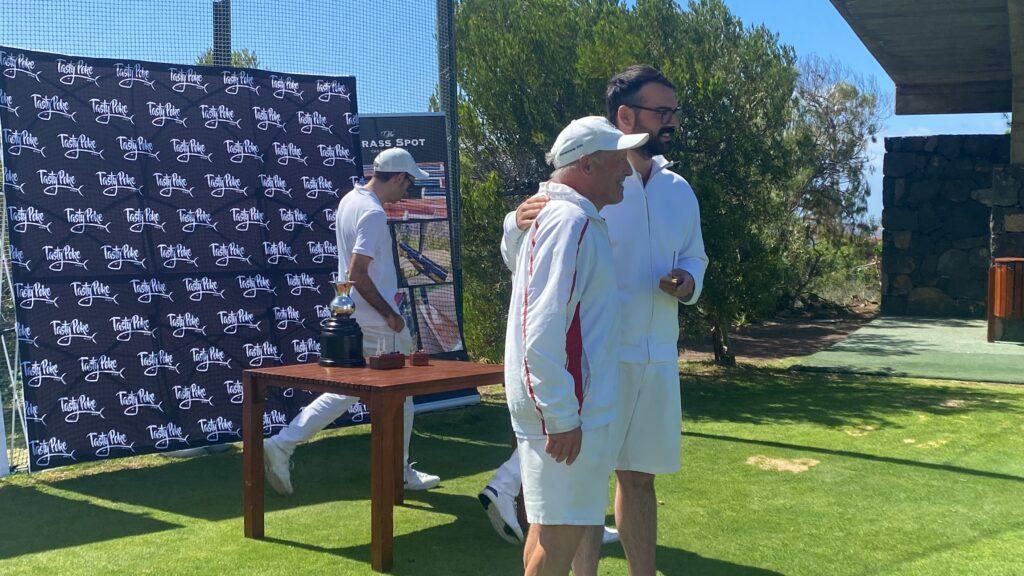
top-left (524, 524), bottom-right (588, 576)
top-left (570, 525), bottom-right (603, 576)
top-left (615, 470), bottom-right (657, 576)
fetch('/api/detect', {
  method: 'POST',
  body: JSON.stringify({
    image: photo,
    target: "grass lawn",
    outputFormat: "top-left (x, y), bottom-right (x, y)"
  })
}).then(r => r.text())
top-left (2, 362), bottom-right (1024, 575)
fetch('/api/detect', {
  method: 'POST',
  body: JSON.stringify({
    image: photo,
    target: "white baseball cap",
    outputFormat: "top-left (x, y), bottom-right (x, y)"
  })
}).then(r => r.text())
top-left (373, 147), bottom-right (430, 179)
top-left (548, 116), bottom-right (649, 169)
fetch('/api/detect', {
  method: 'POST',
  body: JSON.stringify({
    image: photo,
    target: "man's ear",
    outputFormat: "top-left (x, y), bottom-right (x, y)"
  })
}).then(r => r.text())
top-left (615, 104), bottom-right (634, 131)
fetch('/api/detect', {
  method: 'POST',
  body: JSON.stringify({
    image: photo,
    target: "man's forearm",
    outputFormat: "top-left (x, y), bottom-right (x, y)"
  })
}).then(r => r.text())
top-left (352, 275), bottom-right (395, 320)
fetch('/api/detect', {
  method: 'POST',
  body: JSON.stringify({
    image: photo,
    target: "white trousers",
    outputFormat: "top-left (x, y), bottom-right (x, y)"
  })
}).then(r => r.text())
top-left (269, 325), bottom-right (416, 466)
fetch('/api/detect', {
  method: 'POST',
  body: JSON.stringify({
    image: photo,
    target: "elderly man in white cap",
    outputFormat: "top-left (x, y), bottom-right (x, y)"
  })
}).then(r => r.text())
top-left (263, 147), bottom-right (440, 495)
top-left (505, 117), bottom-right (647, 576)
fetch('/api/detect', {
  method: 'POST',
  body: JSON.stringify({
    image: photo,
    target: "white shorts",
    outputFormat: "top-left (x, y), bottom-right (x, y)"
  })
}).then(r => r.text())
top-left (610, 361), bottom-right (682, 474)
top-left (518, 425), bottom-right (614, 526)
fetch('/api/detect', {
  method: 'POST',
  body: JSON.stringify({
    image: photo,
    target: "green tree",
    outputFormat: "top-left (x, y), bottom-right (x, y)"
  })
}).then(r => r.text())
top-left (195, 47), bottom-right (260, 68)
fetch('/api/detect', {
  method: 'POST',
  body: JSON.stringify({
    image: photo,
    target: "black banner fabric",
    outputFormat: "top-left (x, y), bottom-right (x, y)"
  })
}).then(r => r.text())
top-left (0, 47), bottom-right (365, 470)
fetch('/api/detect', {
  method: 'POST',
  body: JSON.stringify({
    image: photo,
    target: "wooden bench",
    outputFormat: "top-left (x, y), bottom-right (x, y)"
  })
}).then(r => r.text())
top-left (988, 257), bottom-right (1024, 342)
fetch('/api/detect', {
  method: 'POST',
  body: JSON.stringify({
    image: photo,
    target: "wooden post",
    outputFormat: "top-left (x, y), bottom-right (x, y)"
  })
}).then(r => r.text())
top-left (242, 372), bottom-right (265, 539)
top-left (1010, 0), bottom-right (1024, 164)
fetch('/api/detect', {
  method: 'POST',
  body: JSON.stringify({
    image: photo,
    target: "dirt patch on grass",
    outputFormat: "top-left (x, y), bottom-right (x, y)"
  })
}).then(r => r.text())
top-left (940, 399), bottom-right (968, 408)
top-left (746, 455), bottom-right (820, 473)
top-left (844, 424), bottom-right (877, 437)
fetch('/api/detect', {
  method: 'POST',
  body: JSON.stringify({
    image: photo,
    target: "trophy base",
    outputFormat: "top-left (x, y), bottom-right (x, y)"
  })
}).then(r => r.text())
top-left (319, 356), bottom-right (366, 368)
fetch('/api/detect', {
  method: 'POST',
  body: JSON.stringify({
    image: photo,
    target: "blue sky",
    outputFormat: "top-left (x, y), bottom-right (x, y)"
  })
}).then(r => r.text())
top-left (0, 0), bottom-right (1009, 220)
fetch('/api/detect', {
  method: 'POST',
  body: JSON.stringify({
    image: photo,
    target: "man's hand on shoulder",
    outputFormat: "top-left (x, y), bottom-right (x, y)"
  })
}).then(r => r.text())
top-left (515, 194), bottom-right (549, 231)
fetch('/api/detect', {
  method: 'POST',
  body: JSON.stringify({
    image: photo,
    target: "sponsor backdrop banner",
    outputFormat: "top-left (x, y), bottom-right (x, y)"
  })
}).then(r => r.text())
top-left (0, 46), bottom-right (375, 470)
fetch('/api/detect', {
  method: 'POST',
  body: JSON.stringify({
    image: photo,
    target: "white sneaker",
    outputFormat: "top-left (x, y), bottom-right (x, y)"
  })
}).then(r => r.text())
top-left (478, 485), bottom-right (524, 544)
top-left (263, 439), bottom-right (293, 496)
top-left (602, 526), bottom-right (619, 545)
top-left (404, 463), bottom-right (440, 491)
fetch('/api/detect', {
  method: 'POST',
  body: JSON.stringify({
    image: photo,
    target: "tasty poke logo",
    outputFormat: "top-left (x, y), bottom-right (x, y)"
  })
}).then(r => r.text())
top-left (110, 315), bottom-right (157, 342)
top-left (117, 135), bottom-right (160, 161)
top-left (316, 79), bottom-right (350, 102)
top-left (200, 104), bottom-right (240, 129)
top-left (207, 173), bottom-right (248, 197)
top-left (178, 207), bottom-right (219, 232)
top-left (167, 313), bottom-right (207, 338)
top-left (147, 423), bottom-right (190, 450)
top-left (293, 337), bottom-right (321, 362)
top-left (66, 207), bottom-right (111, 234)
top-left (3, 167), bottom-right (24, 194)
top-left (218, 309), bottom-right (261, 334)
top-left (302, 175), bottom-right (340, 199)
top-left (158, 243), bottom-right (199, 269)
top-left (89, 429), bottom-right (135, 458)
top-left (323, 208), bottom-right (338, 231)
top-left (138, 350), bottom-right (181, 377)
top-left (252, 106), bottom-right (285, 131)
top-left (1, 51), bottom-right (41, 81)
top-left (51, 319), bottom-right (98, 347)
top-left (225, 139), bottom-right (263, 163)
top-left (125, 207), bottom-right (166, 233)
top-left (169, 67), bottom-right (209, 93)
top-left (297, 111), bottom-right (332, 134)
top-left (315, 304), bottom-right (332, 325)
top-left (273, 306), bottom-right (306, 330)
top-left (270, 75), bottom-right (304, 100)
top-left (280, 208), bottom-right (313, 231)
top-left (39, 170), bottom-right (84, 196)
top-left (183, 277), bottom-right (226, 301)
top-left (31, 93), bottom-right (76, 121)
top-left (16, 322), bottom-right (39, 348)
top-left (3, 129), bottom-right (46, 156)
top-left (285, 272), bottom-right (320, 296)
top-left (115, 62), bottom-right (155, 89)
top-left (92, 98), bottom-right (134, 124)
top-left (24, 401), bottom-right (46, 425)
top-left (225, 380), bottom-right (244, 404)
top-left (131, 278), bottom-right (173, 303)
top-left (31, 437), bottom-right (76, 467)
top-left (263, 409), bottom-right (288, 435)
top-left (57, 59), bottom-right (100, 86)
top-left (191, 346), bottom-right (231, 372)
top-left (148, 101), bottom-right (187, 127)
top-left (79, 355), bottom-right (127, 382)
top-left (44, 245), bottom-right (89, 272)
top-left (244, 341), bottom-right (284, 367)
top-left (223, 69), bottom-right (259, 95)
top-left (259, 174), bottom-right (292, 197)
top-left (231, 207), bottom-right (269, 231)
top-left (15, 282), bottom-right (57, 309)
top-left (0, 88), bottom-right (18, 116)
top-left (170, 139), bottom-right (212, 163)
top-left (72, 280), bottom-right (119, 307)
top-left (273, 141), bottom-right (308, 165)
top-left (212, 243), bottom-right (252, 267)
top-left (21, 359), bottom-right (67, 388)
top-left (59, 133), bottom-right (105, 159)
top-left (7, 206), bottom-right (52, 233)
top-left (263, 241), bottom-right (298, 265)
top-left (344, 112), bottom-right (360, 134)
top-left (100, 171), bottom-right (144, 196)
top-left (173, 383), bottom-right (214, 409)
top-left (101, 243), bottom-right (147, 271)
top-left (59, 394), bottom-right (105, 423)
top-left (318, 144), bottom-right (356, 167)
top-left (117, 388), bottom-right (163, 416)
top-left (237, 274), bottom-right (277, 298)
top-left (155, 172), bottom-right (195, 197)
top-left (199, 417), bottom-right (240, 442)
top-left (308, 240), bottom-right (338, 264)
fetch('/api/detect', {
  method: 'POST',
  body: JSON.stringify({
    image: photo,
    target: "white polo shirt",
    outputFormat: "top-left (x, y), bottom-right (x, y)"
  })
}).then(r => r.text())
top-left (335, 185), bottom-right (400, 327)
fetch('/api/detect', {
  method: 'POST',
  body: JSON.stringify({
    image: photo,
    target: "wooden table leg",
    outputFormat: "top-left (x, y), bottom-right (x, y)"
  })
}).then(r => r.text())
top-left (394, 396), bottom-right (405, 505)
top-left (242, 372), bottom-right (265, 539)
top-left (370, 392), bottom-right (397, 572)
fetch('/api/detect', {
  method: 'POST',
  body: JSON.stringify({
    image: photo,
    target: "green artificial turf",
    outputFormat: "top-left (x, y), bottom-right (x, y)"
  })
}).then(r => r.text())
top-left (2, 363), bottom-right (1024, 575)
top-left (793, 317), bottom-right (1024, 385)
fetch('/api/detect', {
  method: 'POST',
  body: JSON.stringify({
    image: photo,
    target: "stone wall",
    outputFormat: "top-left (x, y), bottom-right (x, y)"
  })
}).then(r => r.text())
top-left (990, 165), bottom-right (1024, 259)
top-left (881, 134), bottom-right (1010, 317)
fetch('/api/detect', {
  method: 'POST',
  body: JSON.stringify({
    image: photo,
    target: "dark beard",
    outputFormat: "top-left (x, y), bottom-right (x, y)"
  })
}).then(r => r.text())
top-left (639, 127), bottom-right (675, 157)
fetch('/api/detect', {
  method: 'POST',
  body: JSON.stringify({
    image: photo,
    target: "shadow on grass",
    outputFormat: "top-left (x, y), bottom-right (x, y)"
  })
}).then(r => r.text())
top-left (0, 484), bottom-right (178, 558)
top-left (45, 402), bottom-right (514, 523)
top-left (684, 365), bottom-right (1023, 429)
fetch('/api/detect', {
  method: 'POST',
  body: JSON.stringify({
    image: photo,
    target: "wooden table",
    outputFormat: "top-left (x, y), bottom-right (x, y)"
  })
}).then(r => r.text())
top-left (242, 360), bottom-right (504, 572)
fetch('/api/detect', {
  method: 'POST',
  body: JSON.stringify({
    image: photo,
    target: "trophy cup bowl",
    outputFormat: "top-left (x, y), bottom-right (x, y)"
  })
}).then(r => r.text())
top-left (319, 282), bottom-right (366, 367)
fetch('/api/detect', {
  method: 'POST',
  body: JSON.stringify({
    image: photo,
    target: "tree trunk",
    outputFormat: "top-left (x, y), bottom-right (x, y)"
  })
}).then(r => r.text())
top-left (711, 320), bottom-right (736, 366)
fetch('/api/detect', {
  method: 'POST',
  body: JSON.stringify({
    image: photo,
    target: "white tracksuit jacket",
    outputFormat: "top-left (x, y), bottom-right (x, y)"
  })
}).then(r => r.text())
top-left (503, 156), bottom-right (708, 365)
top-left (504, 182), bottom-right (620, 439)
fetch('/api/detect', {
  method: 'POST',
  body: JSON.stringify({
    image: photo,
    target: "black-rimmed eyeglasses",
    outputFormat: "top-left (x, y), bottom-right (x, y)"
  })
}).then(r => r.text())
top-left (627, 104), bottom-right (682, 124)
